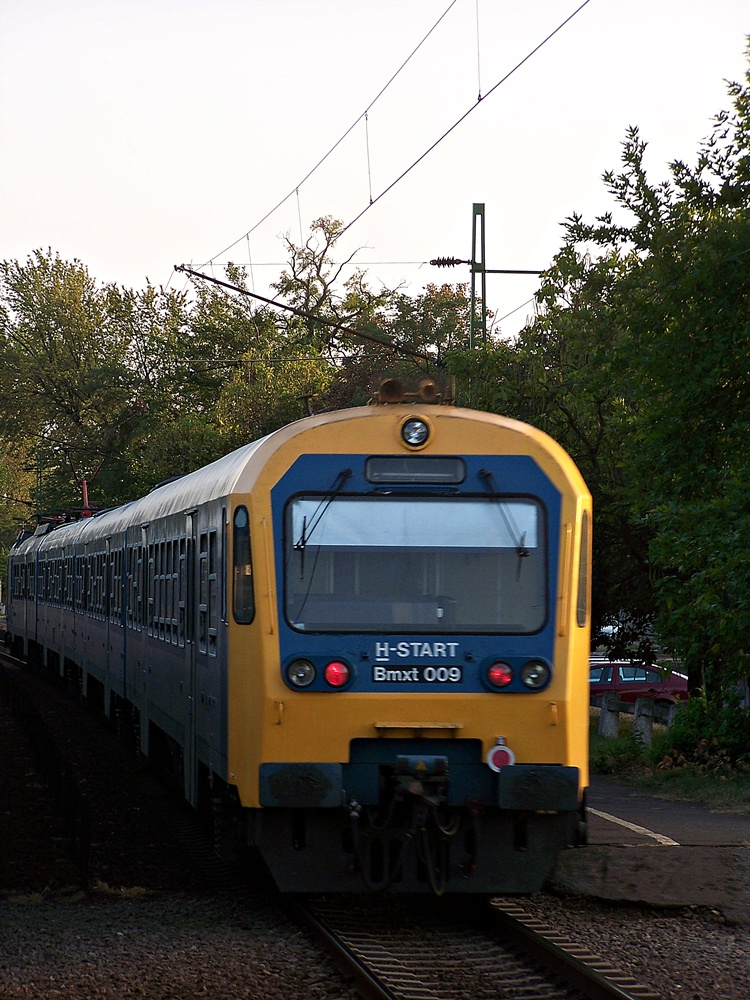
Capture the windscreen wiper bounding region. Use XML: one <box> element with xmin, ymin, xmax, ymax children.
<box><xmin>478</xmin><ymin>469</ymin><xmax>530</xmax><ymax>579</ymax></box>
<box><xmin>293</xmin><ymin>467</ymin><xmax>352</xmax><ymax>579</ymax></box>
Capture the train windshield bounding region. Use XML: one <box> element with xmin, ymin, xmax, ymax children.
<box><xmin>285</xmin><ymin>496</ymin><xmax>546</xmax><ymax>633</ymax></box>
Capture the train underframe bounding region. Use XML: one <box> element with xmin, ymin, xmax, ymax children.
<box><xmin>246</xmin><ymin>752</ymin><xmax>585</xmax><ymax>895</ymax></box>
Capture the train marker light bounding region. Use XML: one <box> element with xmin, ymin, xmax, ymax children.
<box><xmin>287</xmin><ymin>659</ymin><xmax>316</xmax><ymax>688</ymax></box>
<box><xmin>520</xmin><ymin>660</ymin><xmax>550</xmax><ymax>690</ymax></box>
<box><xmin>324</xmin><ymin>660</ymin><xmax>350</xmax><ymax>687</ymax></box>
<box><xmin>486</xmin><ymin>661</ymin><xmax>513</xmax><ymax>688</ymax></box>
<box><xmin>486</xmin><ymin>738</ymin><xmax>516</xmax><ymax>771</ymax></box>
<box><xmin>379</xmin><ymin>377</ymin><xmax>405</xmax><ymax>402</ymax></box>
<box><xmin>418</xmin><ymin>378</ymin><xmax>438</xmax><ymax>402</ymax></box>
<box><xmin>401</xmin><ymin>417</ymin><xmax>430</xmax><ymax>447</ymax></box>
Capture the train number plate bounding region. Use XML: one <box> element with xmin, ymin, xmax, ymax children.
<box><xmin>371</xmin><ymin>665</ymin><xmax>463</xmax><ymax>684</ymax></box>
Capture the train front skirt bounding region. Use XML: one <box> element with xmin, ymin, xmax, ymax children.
<box><xmin>250</xmin><ymin>756</ymin><xmax>582</xmax><ymax>894</ymax></box>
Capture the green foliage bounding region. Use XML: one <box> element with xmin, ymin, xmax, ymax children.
<box><xmin>590</xmin><ymin>728</ymin><xmax>650</xmax><ymax>775</ymax></box>
<box><xmin>0</xmin><ymin>224</ymin><xmax>477</xmax><ymax>530</ymax></box>
<box><xmin>652</xmin><ymin>690</ymin><xmax>750</xmax><ymax>767</ymax></box>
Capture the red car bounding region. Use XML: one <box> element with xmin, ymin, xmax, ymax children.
<box><xmin>589</xmin><ymin>661</ymin><xmax>688</xmax><ymax>709</ymax></box>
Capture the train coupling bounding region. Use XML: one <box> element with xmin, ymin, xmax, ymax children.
<box><xmin>395</xmin><ymin>754</ymin><xmax>449</xmax><ymax>804</ymax></box>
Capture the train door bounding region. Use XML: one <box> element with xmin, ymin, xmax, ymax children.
<box><xmin>33</xmin><ymin>549</ymin><xmax>40</xmax><ymax>650</ymax></box>
<box><xmin>138</xmin><ymin>526</ymin><xmax>151</xmax><ymax>757</ymax></box>
<box><xmin>184</xmin><ymin>511</ymin><xmax>198</xmax><ymax>806</ymax></box>
<box><xmin>105</xmin><ymin>537</ymin><xmax>112</xmax><ymax>712</ymax></box>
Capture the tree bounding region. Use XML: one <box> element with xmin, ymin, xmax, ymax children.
<box><xmin>499</xmin><ymin>49</ymin><xmax>750</xmax><ymax>689</ymax></box>
<box><xmin>0</xmin><ymin>249</ymin><xmax>140</xmax><ymax>513</ymax></box>
<box><xmin>271</xmin><ymin>216</ymin><xmax>445</xmax><ymax>408</ymax></box>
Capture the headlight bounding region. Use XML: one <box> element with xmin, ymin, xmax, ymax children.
<box><xmin>287</xmin><ymin>659</ymin><xmax>316</xmax><ymax>688</ymax></box>
<box><xmin>401</xmin><ymin>417</ymin><xmax>430</xmax><ymax>447</ymax></box>
<box><xmin>520</xmin><ymin>659</ymin><xmax>551</xmax><ymax>689</ymax></box>
<box><xmin>486</xmin><ymin>661</ymin><xmax>513</xmax><ymax>688</ymax></box>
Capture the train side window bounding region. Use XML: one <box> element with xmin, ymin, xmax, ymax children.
<box><xmin>199</xmin><ymin>532</ymin><xmax>208</xmax><ymax>654</ymax></box>
<box><xmin>65</xmin><ymin>555</ymin><xmax>75</xmax><ymax>609</ymax></box>
<box><xmin>152</xmin><ymin>542</ymin><xmax>159</xmax><ymax>636</ymax></box>
<box><xmin>76</xmin><ymin>555</ymin><xmax>85</xmax><ymax>610</ymax></box>
<box><xmin>127</xmin><ymin>546</ymin><xmax>135</xmax><ymax>628</ymax></box>
<box><xmin>185</xmin><ymin>537</ymin><xmax>194</xmax><ymax>642</ymax></box>
<box><xmin>576</xmin><ymin>510</ymin><xmax>590</xmax><ymax>628</ymax></box>
<box><xmin>86</xmin><ymin>555</ymin><xmax>93</xmax><ymax>615</ymax></box>
<box><xmin>137</xmin><ymin>544</ymin><xmax>145</xmax><ymax>627</ymax></box>
<box><xmin>110</xmin><ymin>548</ymin><xmax>123</xmax><ymax>625</ymax></box>
<box><xmin>232</xmin><ymin>506</ymin><xmax>255</xmax><ymax>624</ymax></box>
<box><xmin>178</xmin><ymin>536</ymin><xmax>187</xmax><ymax>646</ymax></box>
<box><xmin>159</xmin><ymin>541</ymin><xmax>166</xmax><ymax>639</ymax></box>
<box><xmin>167</xmin><ymin>538</ymin><xmax>177</xmax><ymax>643</ymax></box>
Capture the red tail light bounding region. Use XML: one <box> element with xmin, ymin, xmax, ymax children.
<box><xmin>487</xmin><ymin>661</ymin><xmax>513</xmax><ymax>688</ymax></box>
<box><xmin>324</xmin><ymin>660</ymin><xmax>350</xmax><ymax>687</ymax></box>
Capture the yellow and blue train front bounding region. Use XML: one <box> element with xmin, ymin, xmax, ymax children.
<box><xmin>239</xmin><ymin>411</ymin><xmax>589</xmax><ymax>893</ymax></box>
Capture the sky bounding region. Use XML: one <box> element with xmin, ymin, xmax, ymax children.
<box><xmin>1</xmin><ymin>0</ymin><xmax>748</xmax><ymax>338</ymax></box>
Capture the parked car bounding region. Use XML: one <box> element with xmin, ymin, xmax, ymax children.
<box><xmin>589</xmin><ymin>661</ymin><xmax>688</xmax><ymax>710</ymax></box>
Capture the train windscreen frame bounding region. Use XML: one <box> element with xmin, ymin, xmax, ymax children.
<box><xmin>284</xmin><ymin>495</ymin><xmax>547</xmax><ymax>633</ymax></box>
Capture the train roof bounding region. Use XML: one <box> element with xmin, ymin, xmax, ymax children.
<box><xmin>11</xmin><ymin>434</ymin><xmax>271</xmax><ymax>555</ymax></box>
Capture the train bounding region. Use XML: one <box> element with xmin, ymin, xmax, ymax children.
<box><xmin>6</xmin><ymin>387</ymin><xmax>591</xmax><ymax>894</ymax></box>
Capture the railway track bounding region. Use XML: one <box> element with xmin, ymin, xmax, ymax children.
<box><xmin>295</xmin><ymin>895</ymin><xmax>661</xmax><ymax>1000</ymax></box>
<box><xmin>0</xmin><ymin>651</ymin><xmax>661</xmax><ymax>999</ymax></box>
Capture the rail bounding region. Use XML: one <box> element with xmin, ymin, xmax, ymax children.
<box><xmin>293</xmin><ymin>895</ymin><xmax>660</xmax><ymax>1000</ymax></box>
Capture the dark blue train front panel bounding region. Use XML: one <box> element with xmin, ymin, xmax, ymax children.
<box><xmin>271</xmin><ymin>453</ymin><xmax>561</xmax><ymax>698</ymax></box>
<box><xmin>258</xmin><ymin>450</ymin><xmax>580</xmax><ymax>892</ymax></box>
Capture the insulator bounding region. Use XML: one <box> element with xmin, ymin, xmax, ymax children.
<box><xmin>429</xmin><ymin>257</ymin><xmax>465</xmax><ymax>268</ymax></box>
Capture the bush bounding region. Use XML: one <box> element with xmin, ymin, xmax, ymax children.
<box><xmin>651</xmin><ymin>690</ymin><xmax>750</xmax><ymax>771</ymax></box>
<box><xmin>590</xmin><ymin>728</ymin><xmax>650</xmax><ymax>775</ymax></box>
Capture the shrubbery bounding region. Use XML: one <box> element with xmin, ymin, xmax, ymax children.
<box><xmin>652</xmin><ymin>691</ymin><xmax>750</xmax><ymax>774</ymax></box>
<box><xmin>590</xmin><ymin>693</ymin><xmax>750</xmax><ymax>797</ymax></box>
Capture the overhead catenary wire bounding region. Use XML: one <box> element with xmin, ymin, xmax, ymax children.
<box><xmin>340</xmin><ymin>0</ymin><xmax>592</xmax><ymax>237</ymax></box>
<box><xmin>190</xmin><ymin>1</ymin><xmax>592</xmax><ymax>342</ymax></box>
<box><xmin>174</xmin><ymin>264</ymin><xmax>434</xmax><ymax>364</ymax></box>
<box><xmin>201</xmin><ymin>0</ymin><xmax>460</xmax><ymax>269</ymax></box>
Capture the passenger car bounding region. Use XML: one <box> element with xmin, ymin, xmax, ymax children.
<box><xmin>589</xmin><ymin>661</ymin><xmax>688</xmax><ymax>708</ymax></box>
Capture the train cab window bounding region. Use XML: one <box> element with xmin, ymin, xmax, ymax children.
<box><xmin>576</xmin><ymin>510</ymin><xmax>590</xmax><ymax>628</ymax></box>
<box><xmin>285</xmin><ymin>495</ymin><xmax>546</xmax><ymax>634</ymax></box>
<box><xmin>233</xmin><ymin>506</ymin><xmax>255</xmax><ymax>624</ymax></box>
